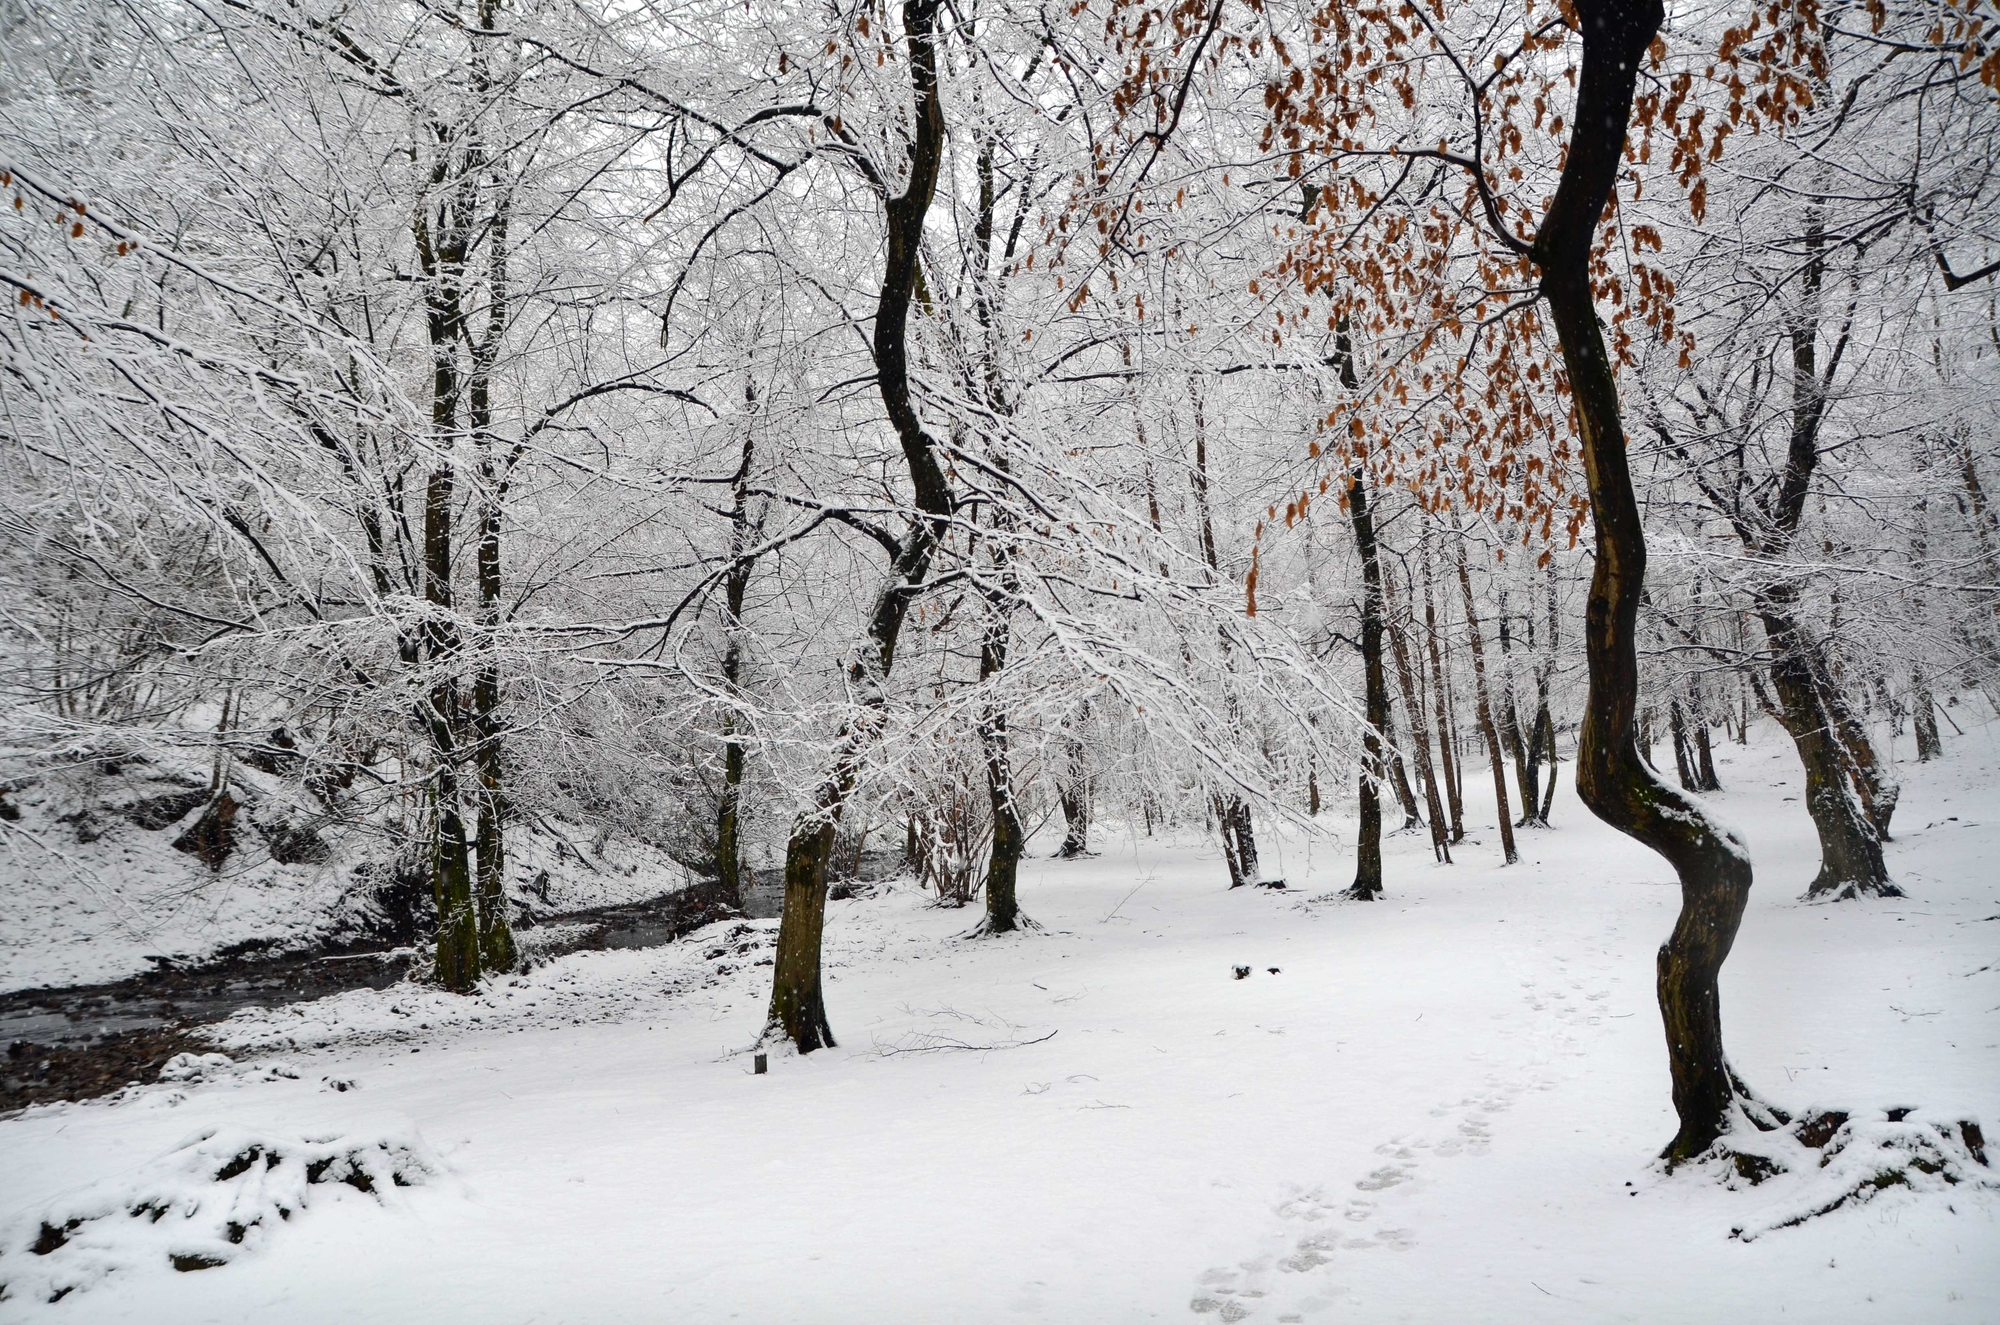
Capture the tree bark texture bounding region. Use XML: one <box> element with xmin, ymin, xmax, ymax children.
<box><xmin>1348</xmin><ymin>468</ymin><xmax>1389</xmax><ymax>897</ymax></box>
<box><xmin>1532</xmin><ymin>0</ymin><xmax>1757</xmax><ymax>1166</ymax></box>
<box><xmin>767</xmin><ymin>0</ymin><xmax>953</xmax><ymax>1052</ymax></box>
<box><xmin>1758</xmin><ymin>600</ymin><xmax>1899</xmax><ymax>899</ymax></box>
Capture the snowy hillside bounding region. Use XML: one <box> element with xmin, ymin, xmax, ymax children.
<box><xmin>2</xmin><ymin>725</ymin><xmax>1993</xmax><ymax>1322</ymax></box>
<box><xmin>0</xmin><ymin>754</ymin><xmax>694</xmax><ymax>995</ymax></box>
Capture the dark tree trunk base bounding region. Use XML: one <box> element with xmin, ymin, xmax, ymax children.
<box><xmin>767</xmin><ymin>820</ymin><xmax>839</xmax><ymax>1053</ymax></box>
<box><xmin>1802</xmin><ymin>872</ymin><xmax>1907</xmax><ymax>902</ymax></box>
<box><xmin>958</xmin><ymin>912</ymin><xmax>1045</xmax><ymax>939</ymax></box>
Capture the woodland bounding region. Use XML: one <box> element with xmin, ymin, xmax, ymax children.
<box><xmin>1</xmin><ymin>0</ymin><xmax>1998</xmax><ymax>1317</ymax></box>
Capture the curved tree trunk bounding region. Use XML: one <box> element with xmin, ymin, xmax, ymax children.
<box><xmin>766</xmin><ymin>0</ymin><xmax>953</xmax><ymax>1052</ymax></box>
<box><xmin>1533</xmin><ymin>0</ymin><xmax>1761</xmax><ymax>1166</ymax></box>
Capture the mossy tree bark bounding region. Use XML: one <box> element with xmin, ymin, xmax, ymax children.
<box><xmin>414</xmin><ymin>153</ymin><xmax>482</xmax><ymax>994</ymax></box>
<box><xmin>1531</xmin><ymin>0</ymin><xmax>1759</xmax><ymax>1165</ymax></box>
<box><xmin>766</xmin><ymin>0</ymin><xmax>954</xmax><ymax>1052</ymax></box>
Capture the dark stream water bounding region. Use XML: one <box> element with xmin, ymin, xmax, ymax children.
<box><xmin>0</xmin><ymin>883</ymin><xmax>721</xmax><ymax>1111</ymax></box>
<box><xmin>2</xmin><ymin>850</ymin><xmax>907</xmax><ymax>1110</ymax></box>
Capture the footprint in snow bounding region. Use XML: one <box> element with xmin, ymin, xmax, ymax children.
<box><xmin>1188</xmin><ymin>946</ymin><xmax>1627</xmax><ymax>1319</ymax></box>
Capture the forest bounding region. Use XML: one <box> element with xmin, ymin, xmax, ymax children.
<box><xmin>1</xmin><ymin>0</ymin><xmax>1997</xmax><ymax>1318</ymax></box>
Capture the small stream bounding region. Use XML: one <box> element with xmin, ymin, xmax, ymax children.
<box><xmin>2</xmin><ymin>852</ymin><xmax>905</xmax><ymax>1110</ymax></box>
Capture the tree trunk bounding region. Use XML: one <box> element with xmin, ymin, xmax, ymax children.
<box><xmin>978</xmin><ymin>624</ymin><xmax>1025</xmax><ymax>931</ymax></box>
<box><xmin>1387</xmin><ymin>570</ymin><xmax>1452</xmax><ymax>863</ymax></box>
<box><xmin>1535</xmin><ymin>705</ymin><xmax>1558</xmax><ymax>823</ymax></box>
<box><xmin>1388</xmin><ymin>737</ymin><xmax>1423</xmax><ymax>831</ymax></box>
<box><xmin>421</xmin><ymin>278</ymin><xmax>480</xmax><ymax>994</ymax></box>
<box><xmin>1232</xmin><ymin>797</ymin><xmax>1260</xmax><ymax>882</ymax></box>
<box><xmin>1758</xmin><ymin>601</ymin><xmax>1899</xmax><ymax>899</ymax></box>
<box><xmin>1913</xmin><ymin>668</ymin><xmax>1942</xmax><ymax>761</ymax></box>
<box><xmin>766</xmin><ymin>0</ymin><xmax>952</xmax><ymax>1052</ymax></box>
<box><xmin>1693</xmin><ymin>721</ymin><xmax>1721</xmax><ymax>792</ymax></box>
<box><xmin>468</xmin><ymin>190</ymin><xmax>516</xmax><ymax>975</ymax></box>
<box><xmin>1055</xmin><ymin>715</ymin><xmax>1091</xmax><ymax>858</ymax></box>
<box><xmin>1532</xmin><ymin>0</ymin><xmax>1759</xmax><ymax>1166</ymax></box>
<box><xmin>1825</xmin><ymin>681</ymin><xmax>1897</xmax><ymax>839</ymax></box>
<box><xmin>1454</xmin><ymin>540</ymin><xmax>1517</xmax><ymax>865</ymax></box>
<box><xmin>1669</xmin><ymin>700</ymin><xmax>1698</xmax><ymax>792</ymax></box>
<box><xmin>976</xmin><ymin>518</ymin><xmax>1026</xmax><ymax>932</ymax></box>
<box><xmin>1189</xmin><ymin>379</ymin><xmax>1259</xmax><ymax>885</ymax></box>
<box><xmin>1532</xmin><ymin>560</ymin><xmax>1561</xmax><ymax>825</ymax></box>
<box><xmin>1498</xmin><ymin>590</ymin><xmax>1538</xmax><ymax>824</ymax></box>
<box><xmin>1347</xmin><ymin>467</ymin><xmax>1389</xmax><ymax>898</ymax></box>
<box><xmin>715</xmin><ymin>384</ymin><xmax>763</xmax><ymax>914</ymax></box>
<box><xmin>1421</xmin><ymin>534</ymin><xmax>1465</xmax><ymax>842</ymax></box>
<box><xmin>1212</xmin><ymin>792</ymin><xmax>1246</xmax><ymax>888</ymax></box>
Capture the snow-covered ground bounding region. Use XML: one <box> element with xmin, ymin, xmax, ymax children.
<box><xmin>2</xmin><ymin>719</ymin><xmax>1996</xmax><ymax>1321</ymax></box>
<box><xmin>0</xmin><ymin>754</ymin><xmax>691</xmax><ymax>994</ymax></box>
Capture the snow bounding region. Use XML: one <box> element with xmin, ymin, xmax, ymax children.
<box><xmin>0</xmin><ymin>754</ymin><xmax>693</xmax><ymax>994</ymax></box>
<box><xmin>1</xmin><ymin>722</ymin><xmax>1996</xmax><ymax>1321</ymax></box>
<box><xmin>0</xmin><ymin>1121</ymin><xmax>449</xmax><ymax>1305</ymax></box>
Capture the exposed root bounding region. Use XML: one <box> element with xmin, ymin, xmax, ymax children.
<box><xmin>956</xmin><ymin>913</ymin><xmax>1046</xmax><ymax>940</ymax></box>
<box><xmin>1801</xmin><ymin>872</ymin><xmax>1907</xmax><ymax>902</ymax></box>
<box><xmin>1663</xmin><ymin>1102</ymin><xmax>1994</xmax><ymax>1240</ymax></box>
<box><xmin>0</xmin><ymin>1125</ymin><xmax>443</xmax><ymax>1303</ymax></box>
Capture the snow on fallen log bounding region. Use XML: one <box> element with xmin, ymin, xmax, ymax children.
<box><xmin>0</xmin><ymin>1123</ymin><xmax>447</xmax><ymax>1305</ymax></box>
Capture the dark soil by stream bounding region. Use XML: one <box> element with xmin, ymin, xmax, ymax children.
<box><xmin>0</xmin><ymin>882</ymin><xmax>724</xmax><ymax>1113</ymax></box>
<box><xmin>2</xmin><ymin>850</ymin><xmax>909</xmax><ymax>1113</ymax></box>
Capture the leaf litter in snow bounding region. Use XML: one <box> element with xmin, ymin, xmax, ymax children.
<box><xmin>0</xmin><ymin>1122</ymin><xmax>447</xmax><ymax>1306</ymax></box>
